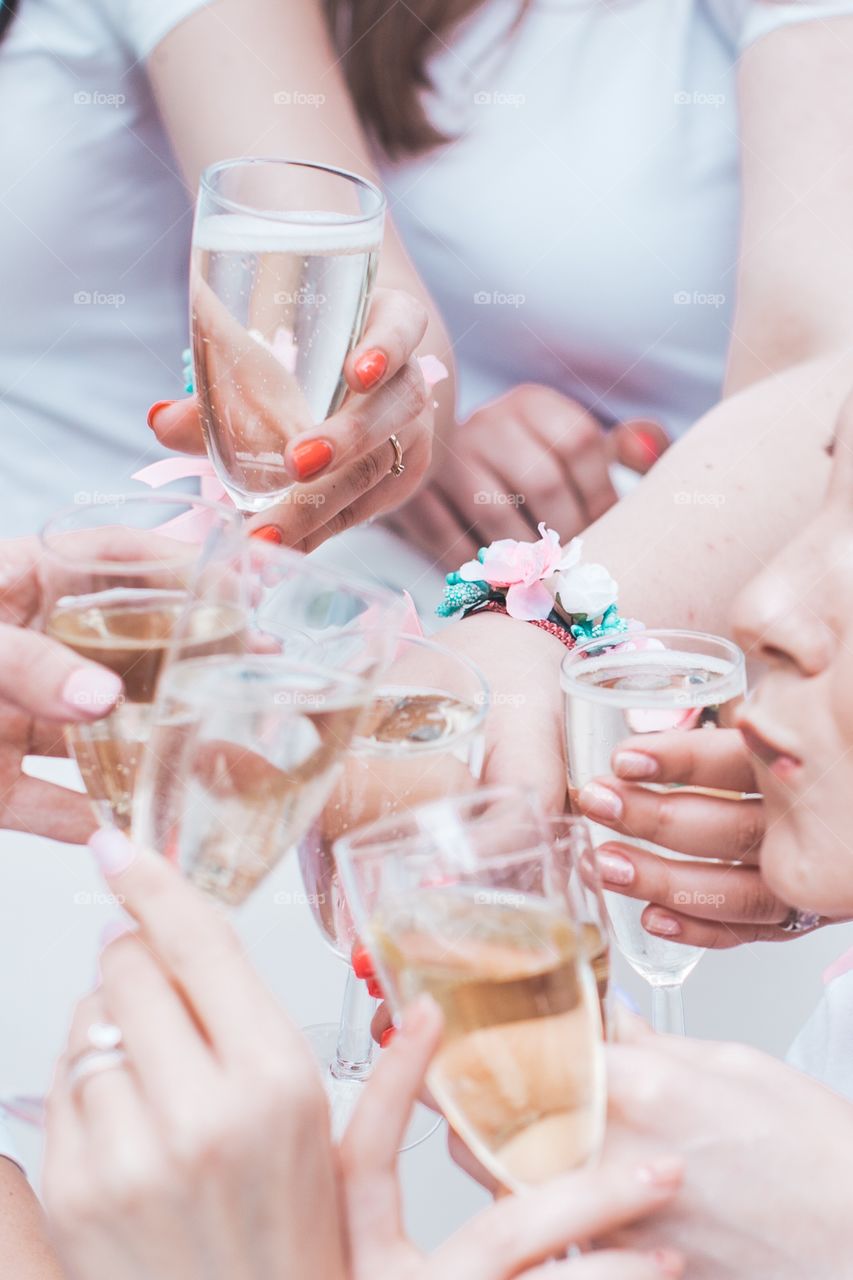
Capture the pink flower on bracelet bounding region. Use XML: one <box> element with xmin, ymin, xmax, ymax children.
<box><xmin>457</xmin><ymin>523</ymin><xmax>579</xmax><ymax>621</ymax></box>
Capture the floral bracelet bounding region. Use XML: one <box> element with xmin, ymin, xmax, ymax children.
<box><xmin>436</xmin><ymin>522</ymin><xmax>635</xmax><ymax>645</ymax></box>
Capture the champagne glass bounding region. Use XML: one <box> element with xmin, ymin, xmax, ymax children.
<box><xmin>191</xmin><ymin>156</ymin><xmax>386</xmax><ymax>513</ymax></box>
<box><xmin>39</xmin><ymin>493</ymin><xmax>244</xmax><ymax>831</ymax></box>
<box><xmin>297</xmin><ymin>635</ymin><xmax>489</xmax><ymax>1144</ymax></box>
<box><xmin>561</xmin><ymin>630</ymin><xmax>746</xmax><ymax>1035</ymax></box>
<box><xmin>336</xmin><ymin>787</ymin><xmax>606</xmax><ymax>1192</ymax></box>
<box><xmin>545</xmin><ymin>816</ymin><xmax>611</xmax><ymax>1036</ymax></box>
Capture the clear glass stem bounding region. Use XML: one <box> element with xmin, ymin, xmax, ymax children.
<box><xmin>330</xmin><ymin>969</ymin><xmax>376</xmax><ymax>1082</ymax></box>
<box><xmin>652</xmin><ymin>983</ymin><xmax>686</xmax><ymax>1036</ymax></box>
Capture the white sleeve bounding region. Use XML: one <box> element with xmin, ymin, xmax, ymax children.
<box><xmin>120</xmin><ymin>0</ymin><xmax>218</xmax><ymax>61</ymax></box>
<box><xmin>740</xmin><ymin>0</ymin><xmax>853</xmax><ymax>49</ymax></box>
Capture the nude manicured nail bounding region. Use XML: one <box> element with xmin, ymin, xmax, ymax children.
<box><xmin>649</xmin><ymin>1248</ymin><xmax>685</xmax><ymax>1277</ymax></box>
<box><xmin>100</xmin><ymin>919</ymin><xmax>134</xmax><ymax>948</ymax></box>
<box><xmin>645</xmin><ymin>911</ymin><xmax>682</xmax><ymax>938</ymax></box>
<box><xmin>88</xmin><ymin>829</ymin><xmax>136</xmax><ymax>877</ymax></box>
<box><xmin>578</xmin><ymin>782</ymin><xmax>623</xmax><ymax>821</ymax></box>
<box><xmin>613</xmin><ymin>750</ymin><xmax>659</xmax><ymax>780</ymax></box>
<box><xmin>62</xmin><ymin>667</ymin><xmax>122</xmax><ymax>717</ymax></box>
<box><xmin>637</xmin><ymin>1155</ymin><xmax>684</xmax><ymax>1190</ymax></box>
<box><xmin>597</xmin><ymin>850</ymin><xmax>635</xmax><ymax>886</ymax></box>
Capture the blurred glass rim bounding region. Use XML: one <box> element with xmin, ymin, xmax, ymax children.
<box><xmin>198</xmin><ymin>156</ymin><xmax>387</xmax><ymax>226</ymax></box>
<box><xmin>157</xmin><ymin>651</ymin><xmax>371</xmax><ymax>707</ymax></box>
<box><xmin>39</xmin><ymin>492</ymin><xmax>243</xmax><ymax>574</ymax></box>
<box><xmin>560</xmin><ymin>627</ymin><xmax>746</xmax><ymax>705</ymax></box>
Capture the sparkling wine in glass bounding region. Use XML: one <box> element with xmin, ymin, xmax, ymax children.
<box><xmin>336</xmin><ymin>788</ymin><xmax>606</xmax><ymax>1192</ymax></box>
<box><xmin>546</xmin><ymin>816</ymin><xmax>612</xmax><ymax>1035</ymax></box>
<box><xmin>39</xmin><ymin>494</ymin><xmax>244</xmax><ymax>831</ymax></box>
<box><xmin>561</xmin><ymin>630</ymin><xmax>746</xmax><ymax>1034</ymax></box>
<box><xmin>297</xmin><ymin>635</ymin><xmax>488</xmax><ymax>1145</ymax></box>
<box><xmin>191</xmin><ymin>157</ymin><xmax>385</xmax><ymax>513</ymax></box>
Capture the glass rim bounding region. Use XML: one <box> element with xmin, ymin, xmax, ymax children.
<box><xmin>334</xmin><ymin>784</ymin><xmax>546</xmax><ymax>868</ymax></box>
<box><xmin>39</xmin><ymin>492</ymin><xmax>244</xmax><ymax>575</ymax></box>
<box><xmin>560</xmin><ymin>628</ymin><xmax>746</xmax><ymax>704</ymax></box>
<box><xmin>158</xmin><ymin>651</ymin><xmax>370</xmax><ymax>706</ymax></box>
<box><xmin>198</xmin><ymin>156</ymin><xmax>387</xmax><ymax>227</ymax></box>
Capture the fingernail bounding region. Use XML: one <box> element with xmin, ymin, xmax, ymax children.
<box><xmin>613</xmin><ymin>750</ymin><xmax>658</xmax><ymax>780</ymax></box>
<box><xmin>100</xmin><ymin>919</ymin><xmax>134</xmax><ymax>949</ymax></box>
<box><xmin>380</xmin><ymin>1026</ymin><xmax>396</xmax><ymax>1049</ymax></box>
<box><xmin>88</xmin><ymin>829</ymin><xmax>136</xmax><ymax>877</ymax></box>
<box><xmin>635</xmin><ymin>428</ymin><xmax>665</xmax><ymax>465</ymax></box>
<box><xmin>597</xmin><ymin>850</ymin><xmax>635</xmax><ymax>886</ymax></box>
<box><xmin>645</xmin><ymin>911</ymin><xmax>682</xmax><ymax>938</ymax></box>
<box><xmin>649</xmin><ymin>1248</ymin><xmax>685</xmax><ymax>1277</ymax></box>
<box><xmin>354</xmin><ymin>348</ymin><xmax>388</xmax><ymax>391</ymax></box>
<box><xmin>62</xmin><ymin>666</ymin><xmax>123</xmax><ymax>718</ymax></box>
<box><xmin>578</xmin><ymin>782</ymin><xmax>623</xmax><ymax>821</ymax></box>
<box><xmin>352</xmin><ymin>945</ymin><xmax>375</xmax><ymax>980</ymax></box>
<box><xmin>146</xmin><ymin>400</ymin><xmax>175</xmax><ymax>430</ymax></box>
<box><xmin>290</xmin><ymin>438</ymin><xmax>333</xmax><ymax>480</ymax></box>
<box><xmin>366</xmin><ymin>977</ymin><xmax>384</xmax><ymax>1000</ymax></box>
<box><xmin>637</xmin><ymin>1155</ymin><xmax>684</xmax><ymax>1190</ymax></box>
<box><xmin>250</xmin><ymin>525</ymin><xmax>284</xmax><ymax>544</ymax></box>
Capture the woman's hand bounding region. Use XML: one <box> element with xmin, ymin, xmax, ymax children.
<box><xmin>148</xmin><ymin>288</ymin><xmax>435</xmax><ymax>552</ymax></box>
<box><xmin>0</xmin><ymin>537</ymin><xmax>122</xmax><ymax>842</ymax></box>
<box><xmin>574</xmin><ymin>728</ymin><xmax>818</xmax><ymax>948</ymax></box>
<box><xmin>43</xmin><ymin>830</ymin><xmax>347</xmax><ymax>1280</ymax></box>
<box><xmin>344</xmin><ymin>995</ymin><xmax>687</xmax><ymax>1280</ymax></box>
<box><xmin>601</xmin><ymin>1014</ymin><xmax>853</xmax><ymax>1279</ymax></box>
<box><xmin>385</xmin><ymin>385</ymin><xmax>669</xmax><ymax>568</ymax></box>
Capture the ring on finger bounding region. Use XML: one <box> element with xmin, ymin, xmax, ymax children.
<box><xmin>68</xmin><ymin>1021</ymin><xmax>127</xmax><ymax>1094</ymax></box>
<box><xmin>388</xmin><ymin>434</ymin><xmax>405</xmax><ymax>478</ymax></box>
<box><xmin>780</xmin><ymin>908</ymin><xmax>824</xmax><ymax>934</ymax></box>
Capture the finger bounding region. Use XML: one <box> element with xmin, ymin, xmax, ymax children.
<box><xmin>0</xmin><ymin>623</ymin><xmax>122</xmax><ymax>723</ymax></box>
<box><xmin>522</xmin><ymin>400</ymin><xmax>617</xmax><ymax>525</ymax></box>
<box><xmin>609</xmin><ymin>728</ymin><xmax>757</xmax><ymax>792</ymax></box>
<box><xmin>640</xmin><ymin>905</ymin><xmax>803</xmax><ymax>950</ymax></box>
<box><xmin>577</xmin><ymin>779</ymin><xmax>764</xmax><ymax>862</ymax></box>
<box><xmin>596</xmin><ymin>843</ymin><xmax>787</xmax><ymax>923</ymax></box>
<box><xmin>0</xmin><ymin>774</ymin><xmax>97</xmax><ymax>843</ymax></box>
<box><xmin>283</xmin><ymin>358</ymin><xmax>429</xmax><ymax>483</ymax></box>
<box><xmin>341</xmin><ymin>996</ymin><xmax>443</xmax><ymax>1251</ymax></box>
<box><xmin>447</xmin><ymin>1127</ymin><xmax>499</xmax><ymax>1194</ymax></box>
<box><xmin>370</xmin><ymin>1001</ymin><xmax>393</xmax><ymax>1045</ymax></box>
<box><xmin>489</xmin><ymin>416</ymin><xmax>587</xmax><ymax>537</ymax></box>
<box><xmin>145</xmin><ymin>397</ymin><xmax>207</xmax><ymax>455</ymax></box>
<box><xmin>88</xmin><ymin>832</ymin><xmax>297</xmax><ymax>1062</ymax></box>
<box><xmin>610</xmin><ymin>419</ymin><xmax>670</xmax><ymax>474</ymax></box>
<box><xmin>436</xmin><ymin>1156</ymin><xmax>683</xmax><ymax>1280</ymax></box>
<box><xmin>524</xmin><ymin>1249</ymin><xmax>684</xmax><ymax>1280</ymax></box>
<box><xmin>447</xmin><ymin>460</ymin><xmax>536</xmax><ymax>544</ymax></box>
<box><xmin>344</xmin><ymin>288</ymin><xmax>429</xmax><ymax>393</ymax></box>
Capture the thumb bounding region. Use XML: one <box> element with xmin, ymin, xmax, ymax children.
<box><xmin>609</xmin><ymin>419</ymin><xmax>670</xmax><ymax>475</ymax></box>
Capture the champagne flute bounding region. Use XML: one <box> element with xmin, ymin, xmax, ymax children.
<box><xmin>296</xmin><ymin>634</ymin><xmax>489</xmax><ymax>1144</ymax></box>
<box><xmin>545</xmin><ymin>816</ymin><xmax>611</xmax><ymax>1036</ymax></box>
<box><xmin>561</xmin><ymin>630</ymin><xmax>746</xmax><ymax>1035</ymax></box>
<box><xmin>336</xmin><ymin>787</ymin><xmax>606</xmax><ymax>1192</ymax></box>
<box><xmin>191</xmin><ymin>156</ymin><xmax>385</xmax><ymax>513</ymax></box>
<box><xmin>39</xmin><ymin>493</ymin><xmax>244</xmax><ymax>831</ymax></box>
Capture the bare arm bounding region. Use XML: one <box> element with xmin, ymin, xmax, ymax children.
<box><xmin>0</xmin><ymin>1159</ymin><xmax>65</xmax><ymax>1280</ymax></box>
<box><xmin>146</xmin><ymin>0</ymin><xmax>456</xmax><ymax>441</ymax></box>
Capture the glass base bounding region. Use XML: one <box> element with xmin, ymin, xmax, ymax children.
<box><xmin>303</xmin><ymin>1022</ymin><xmax>443</xmax><ymax>1152</ymax></box>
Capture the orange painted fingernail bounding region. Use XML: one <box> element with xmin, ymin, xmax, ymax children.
<box><xmin>146</xmin><ymin>400</ymin><xmax>175</xmax><ymax>430</ymax></box>
<box><xmin>291</xmin><ymin>438</ymin><xmax>333</xmax><ymax>480</ymax></box>
<box><xmin>250</xmin><ymin>525</ymin><xmax>284</xmax><ymax>544</ymax></box>
<box><xmin>354</xmin><ymin>348</ymin><xmax>388</xmax><ymax>391</ymax></box>
<box><xmin>366</xmin><ymin>977</ymin><xmax>384</xmax><ymax>999</ymax></box>
<box><xmin>380</xmin><ymin>1026</ymin><xmax>395</xmax><ymax>1049</ymax></box>
<box><xmin>352</xmin><ymin>945</ymin><xmax>375</xmax><ymax>980</ymax></box>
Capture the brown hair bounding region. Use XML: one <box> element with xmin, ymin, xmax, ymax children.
<box><xmin>324</xmin><ymin>0</ymin><xmax>529</xmax><ymax>158</ymax></box>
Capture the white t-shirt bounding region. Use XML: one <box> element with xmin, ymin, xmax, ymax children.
<box><xmin>380</xmin><ymin>0</ymin><xmax>853</xmax><ymax>432</ymax></box>
<box><xmin>0</xmin><ymin>0</ymin><xmax>213</xmax><ymax>537</ymax></box>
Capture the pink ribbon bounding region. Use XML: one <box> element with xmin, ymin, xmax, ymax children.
<box><xmin>132</xmin><ymin>456</ymin><xmax>234</xmax><ymax>543</ymax></box>
<box><xmin>824</xmin><ymin>947</ymin><xmax>853</xmax><ymax>986</ymax></box>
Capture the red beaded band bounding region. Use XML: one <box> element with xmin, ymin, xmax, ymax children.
<box><xmin>467</xmin><ymin>599</ymin><xmax>577</xmax><ymax>649</ymax></box>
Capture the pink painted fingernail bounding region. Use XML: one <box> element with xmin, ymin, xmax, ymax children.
<box><xmin>578</xmin><ymin>782</ymin><xmax>623</xmax><ymax>821</ymax></box>
<box><xmin>597</xmin><ymin>850</ymin><xmax>635</xmax><ymax>886</ymax></box>
<box><xmin>649</xmin><ymin>1248</ymin><xmax>685</xmax><ymax>1277</ymax></box>
<box><xmin>637</xmin><ymin>1156</ymin><xmax>684</xmax><ymax>1190</ymax></box>
<box><xmin>62</xmin><ymin>667</ymin><xmax>122</xmax><ymax>718</ymax></box>
<box><xmin>88</xmin><ymin>829</ymin><xmax>136</xmax><ymax>877</ymax></box>
<box><xmin>613</xmin><ymin>750</ymin><xmax>658</xmax><ymax>780</ymax></box>
<box><xmin>645</xmin><ymin>910</ymin><xmax>682</xmax><ymax>938</ymax></box>
<box><xmin>100</xmin><ymin>919</ymin><xmax>134</xmax><ymax>948</ymax></box>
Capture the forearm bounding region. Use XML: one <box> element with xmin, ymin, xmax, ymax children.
<box><xmin>0</xmin><ymin>1159</ymin><xmax>65</xmax><ymax>1279</ymax></box>
<box><xmin>580</xmin><ymin>351</ymin><xmax>853</xmax><ymax>632</ymax></box>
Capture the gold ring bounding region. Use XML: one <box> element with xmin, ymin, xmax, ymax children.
<box><xmin>388</xmin><ymin>435</ymin><xmax>406</xmax><ymax>478</ymax></box>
